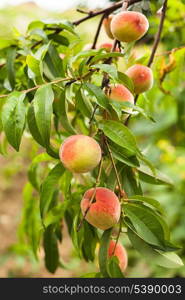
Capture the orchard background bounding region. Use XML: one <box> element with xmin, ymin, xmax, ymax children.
<box><xmin>0</xmin><ymin>0</ymin><xmax>185</xmax><ymax>278</ymax></box>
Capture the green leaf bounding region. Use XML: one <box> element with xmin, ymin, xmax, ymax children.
<box><xmin>27</xmin><ymin>104</ymin><xmax>45</xmax><ymax>147</ymax></box>
<box><xmin>71</xmin><ymin>49</ymin><xmax>100</xmax><ymax>66</ymax></box>
<box><xmin>128</xmin><ymin>229</ymin><xmax>184</xmax><ymax>269</ymax></box>
<box><xmin>84</xmin><ymin>83</ymin><xmax>110</xmax><ymax>111</ymax></box>
<box><xmin>121</xmin><ymin>166</ymin><xmax>143</xmax><ymax>196</ymax></box>
<box><xmin>76</xmin><ymin>88</ymin><xmax>93</xmax><ymax>119</ymax></box>
<box><xmin>130</xmin><ymin>195</ymin><xmax>164</xmax><ymax>214</ymax></box>
<box><xmin>28</xmin><ymin>153</ymin><xmax>53</xmax><ymax>190</ymax></box>
<box><xmin>45</xmin><ymin>19</ymin><xmax>76</xmax><ymax>35</ymax></box>
<box><xmin>71</xmin><ymin>213</ymin><xmax>84</xmax><ymax>256</ymax></box>
<box><xmin>44</xmin><ymin>202</ymin><xmax>68</xmax><ymax>228</ymax></box>
<box><xmin>91</xmin><ymin>64</ymin><xmax>118</xmax><ymax>80</ymax></box>
<box><xmin>43</xmin><ymin>225</ymin><xmax>59</xmax><ymax>273</ymax></box>
<box><xmin>43</xmin><ymin>44</ymin><xmax>64</xmax><ymax>80</ymax></box>
<box><xmin>40</xmin><ymin>163</ymin><xmax>65</xmax><ymax>218</ymax></box>
<box><xmin>108</xmin><ymin>256</ymin><xmax>124</xmax><ymax>278</ymax></box>
<box><xmin>26</xmin><ymin>54</ymin><xmax>43</xmax><ymax>83</ymax></box>
<box><xmin>33</xmin><ymin>84</ymin><xmax>54</xmax><ymax>148</ymax></box>
<box><xmin>99</xmin><ymin>120</ymin><xmax>138</xmax><ymax>155</ymax></box>
<box><xmin>2</xmin><ymin>92</ymin><xmax>27</xmax><ymax>151</ymax></box>
<box><xmin>57</xmin><ymin>90</ymin><xmax>76</xmax><ymax>134</ymax></box>
<box><xmin>117</xmin><ymin>71</ymin><xmax>134</xmax><ymax>93</ymax></box>
<box><xmin>90</xmin><ymin>52</ymin><xmax>124</xmax><ymax>64</ymax></box>
<box><xmin>138</xmin><ymin>164</ymin><xmax>173</xmax><ymax>186</ymax></box>
<box><xmin>82</xmin><ymin>222</ymin><xmax>99</xmax><ymax>262</ymax></box>
<box><xmin>124</xmin><ymin>203</ymin><xmax>167</xmax><ymax>250</ymax></box>
<box><xmin>18</xmin><ymin>182</ymin><xmax>42</xmax><ymax>258</ymax></box>
<box><xmin>110</xmin><ymin>141</ymin><xmax>140</xmax><ymax>168</ymax></box>
<box><xmin>98</xmin><ymin>228</ymin><xmax>112</xmax><ymax>278</ymax></box>
<box><xmin>6</xmin><ymin>47</ymin><xmax>16</xmax><ymax>90</ymax></box>
<box><xmin>47</xmin><ymin>34</ymin><xmax>69</xmax><ymax>46</ymax></box>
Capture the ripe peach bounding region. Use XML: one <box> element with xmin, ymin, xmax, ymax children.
<box><xmin>98</xmin><ymin>43</ymin><xmax>119</xmax><ymax>52</ymax></box>
<box><xmin>126</xmin><ymin>64</ymin><xmax>153</xmax><ymax>94</ymax></box>
<box><xmin>108</xmin><ymin>240</ymin><xmax>128</xmax><ymax>272</ymax></box>
<box><xmin>59</xmin><ymin>135</ymin><xmax>101</xmax><ymax>173</ymax></box>
<box><xmin>59</xmin><ymin>53</ymin><xmax>65</xmax><ymax>59</ymax></box>
<box><xmin>111</xmin><ymin>11</ymin><xmax>149</xmax><ymax>43</ymax></box>
<box><xmin>108</xmin><ymin>84</ymin><xmax>134</xmax><ymax>112</ymax></box>
<box><xmin>103</xmin><ymin>15</ymin><xmax>114</xmax><ymax>39</ymax></box>
<box><xmin>81</xmin><ymin>187</ymin><xmax>121</xmax><ymax>230</ymax></box>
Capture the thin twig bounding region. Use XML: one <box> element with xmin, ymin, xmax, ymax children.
<box><xmin>0</xmin><ymin>77</ymin><xmax>72</xmax><ymax>99</ymax></box>
<box><xmin>91</xmin><ymin>13</ymin><xmax>107</xmax><ymax>50</ymax></box>
<box><xmin>76</xmin><ymin>8</ymin><xmax>91</xmax><ymax>15</ymax></box>
<box><xmin>147</xmin><ymin>0</ymin><xmax>168</xmax><ymax>67</ymax></box>
<box><xmin>77</xmin><ymin>158</ymin><xmax>103</xmax><ymax>232</ymax></box>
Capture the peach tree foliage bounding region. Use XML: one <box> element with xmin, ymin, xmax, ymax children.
<box><xmin>0</xmin><ymin>0</ymin><xmax>184</xmax><ymax>277</ymax></box>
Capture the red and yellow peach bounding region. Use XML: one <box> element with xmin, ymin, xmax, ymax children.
<box><xmin>108</xmin><ymin>84</ymin><xmax>134</xmax><ymax>112</ymax></box>
<box><xmin>111</xmin><ymin>11</ymin><xmax>149</xmax><ymax>43</ymax></box>
<box><xmin>103</xmin><ymin>15</ymin><xmax>114</xmax><ymax>39</ymax></box>
<box><xmin>59</xmin><ymin>135</ymin><xmax>101</xmax><ymax>173</ymax></box>
<box><xmin>126</xmin><ymin>64</ymin><xmax>153</xmax><ymax>94</ymax></box>
<box><xmin>80</xmin><ymin>187</ymin><xmax>121</xmax><ymax>230</ymax></box>
<box><xmin>98</xmin><ymin>43</ymin><xmax>119</xmax><ymax>52</ymax></box>
<box><xmin>108</xmin><ymin>240</ymin><xmax>128</xmax><ymax>272</ymax></box>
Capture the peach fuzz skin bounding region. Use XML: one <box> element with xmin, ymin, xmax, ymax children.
<box><xmin>126</xmin><ymin>64</ymin><xmax>153</xmax><ymax>94</ymax></box>
<box><xmin>81</xmin><ymin>187</ymin><xmax>121</xmax><ymax>230</ymax></box>
<box><xmin>59</xmin><ymin>135</ymin><xmax>101</xmax><ymax>173</ymax></box>
<box><xmin>103</xmin><ymin>15</ymin><xmax>114</xmax><ymax>39</ymax></box>
<box><xmin>98</xmin><ymin>43</ymin><xmax>119</xmax><ymax>53</ymax></box>
<box><xmin>111</xmin><ymin>11</ymin><xmax>149</xmax><ymax>43</ymax></box>
<box><xmin>108</xmin><ymin>84</ymin><xmax>134</xmax><ymax>112</ymax></box>
<box><xmin>108</xmin><ymin>240</ymin><xmax>128</xmax><ymax>272</ymax></box>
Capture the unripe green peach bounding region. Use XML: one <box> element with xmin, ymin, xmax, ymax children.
<box><xmin>80</xmin><ymin>187</ymin><xmax>121</xmax><ymax>230</ymax></box>
<box><xmin>111</xmin><ymin>11</ymin><xmax>149</xmax><ymax>43</ymax></box>
<box><xmin>108</xmin><ymin>84</ymin><xmax>134</xmax><ymax>112</ymax></box>
<box><xmin>59</xmin><ymin>135</ymin><xmax>101</xmax><ymax>173</ymax></box>
<box><xmin>98</xmin><ymin>42</ymin><xmax>119</xmax><ymax>53</ymax></box>
<box><xmin>126</xmin><ymin>64</ymin><xmax>153</xmax><ymax>94</ymax></box>
<box><xmin>108</xmin><ymin>240</ymin><xmax>128</xmax><ymax>272</ymax></box>
<box><xmin>103</xmin><ymin>15</ymin><xmax>114</xmax><ymax>39</ymax></box>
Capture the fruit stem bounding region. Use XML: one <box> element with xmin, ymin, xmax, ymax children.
<box><xmin>112</xmin><ymin>213</ymin><xmax>123</xmax><ymax>255</ymax></box>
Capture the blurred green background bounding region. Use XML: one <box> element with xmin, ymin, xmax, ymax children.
<box><xmin>0</xmin><ymin>0</ymin><xmax>185</xmax><ymax>277</ymax></box>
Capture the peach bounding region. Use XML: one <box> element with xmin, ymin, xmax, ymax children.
<box><xmin>103</xmin><ymin>15</ymin><xmax>114</xmax><ymax>39</ymax></box>
<box><xmin>59</xmin><ymin>53</ymin><xmax>65</xmax><ymax>59</ymax></box>
<box><xmin>126</xmin><ymin>64</ymin><xmax>153</xmax><ymax>94</ymax></box>
<box><xmin>108</xmin><ymin>240</ymin><xmax>128</xmax><ymax>272</ymax></box>
<box><xmin>108</xmin><ymin>84</ymin><xmax>134</xmax><ymax>112</ymax></box>
<box><xmin>111</xmin><ymin>11</ymin><xmax>149</xmax><ymax>43</ymax></box>
<box><xmin>59</xmin><ymin>135</ymin><xmax>101</xmax><ymax>173</ymax></box>
<box><xmin>98</xmin><ymin>43</ymin><xmax>119</xmax><ymax>52</ymax></box>
<box><xmin>80</xmin><ymin>187</ymin><xmax>121</xmax><ymax>230</ymax></box>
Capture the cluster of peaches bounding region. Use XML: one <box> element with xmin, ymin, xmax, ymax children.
<box><xmin>59</xmin><ymin>11</ymin><xmax>153</xmax><ymax>273</ymax></box>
